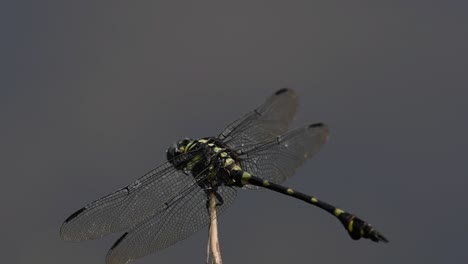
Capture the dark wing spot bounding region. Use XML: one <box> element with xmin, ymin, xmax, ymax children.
<box><xmin>309</xmin><ymin>123</ymin><xmax>324</xmax><ymax>128</ymax></box>
<box><xmin>275</xmin><ymin>88</ymin><xmax>289</xmax><ymax>95</ymax></box>
<box><xmin>110</xmin><ymin>232</ymin><xmax>129</xmax><ymax>250</ymax></box>
<box><xmin>64</xmin><ymin>207</ymin><xmax>85</xmax><ymax>223</ymax></box>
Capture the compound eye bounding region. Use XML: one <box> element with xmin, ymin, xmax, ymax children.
<box><xmin>166</xmin><ymin>144</ymin><xmax>177</xmax><ymax>161</ymax></box>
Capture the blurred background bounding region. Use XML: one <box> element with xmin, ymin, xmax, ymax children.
<box><xmin>2</xmin><ymin>1</ymin><xmax>467</xmax><ymax>263</ymax></box>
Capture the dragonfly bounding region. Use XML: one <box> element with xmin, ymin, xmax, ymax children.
<box><xmin>60</xmin><ymin>88</ymin><xmax>388</xmax><ymax>264</ymax></box>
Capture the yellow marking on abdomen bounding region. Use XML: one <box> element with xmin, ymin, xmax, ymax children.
<box><xmin>232</xmin><ymin>165</ymin><xmax>242</xmax><ymax>171</ymax></box>
<box><xmin>241</xmin><ymin>172</ymin><xmax>252</xmax><ymax>185</ymax></box>
<box><xmin>225</xmin><ymin>158</ymin><xmax>234</xmax><ymax>166</ymax></box>
<box><xmin>310</xmin><ymin>197</ymin><xmax>318</xmax><ymax>203</ymax></box>
<box><xmin>208</xmin><ymin>143</ymin><xmax>215</xmax><ymax>147</ymax></box>
<box><xmin>348</xmin><ymin>220</ymin><xmax>354</xmax><ymax>232</ymax></box>
<box><xmin>198</xmin><ymin>139</ymin><xmax>208</xmax><ymax>143</ymax></box>
<box><xmin>220</xmin><ymin>152</ymin><xmax>228</xmax><ymax>158</ymax></box>
<box><xmin>262</xmin><ymin>180</ymin><xmax>270</xmax><ymax>186</ymax></box>
<box><xmin>213</xmin><ymin>147</ymin><xmax>222</xmax><ymax>153</ymax></box>
<box><xmin>286</xmin><ymin>188</ymin><xmax>294</xmax><ymax>195</ymax></box>
<box><xmin>334</xmin><ymin>208</ymin><xmax>344</xmax><ymax>216</ymax></box>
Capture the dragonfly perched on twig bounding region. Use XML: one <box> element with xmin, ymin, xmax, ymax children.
<box><xmin>61</xmin><ymin>88</ymin><xmax>388</xmax><ymax>264</ymax></box>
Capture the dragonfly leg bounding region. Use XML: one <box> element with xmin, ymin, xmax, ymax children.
<box><xmin>204</xmin><ymin>189</ymin><xmax>225</xmax><ymax>210</ymax></box>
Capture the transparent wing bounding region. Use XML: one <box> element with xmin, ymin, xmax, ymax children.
<box><xmin>106</xmin><ymin>186</ymin><xmax>237</xmax><ymax>264</ymax></box>
<box><xmin>237</xmin><ymin>123</ymin><xmax>329</xmax><ymax>184</ymax></box>
<box><xmin>217</xmin><ymin>88</ymin><xmax>298</xmax><ymax>148</ymax></box>
<box><xmin>60</xmin><ymin>152</ymin><xmax>200</xmax><ymax>241</ymax></box>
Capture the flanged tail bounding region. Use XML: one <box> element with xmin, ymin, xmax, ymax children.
<box><xmin>335</xmin><ymin>210</ymin><xmax>388</xmax><ymax>243</ymax></box>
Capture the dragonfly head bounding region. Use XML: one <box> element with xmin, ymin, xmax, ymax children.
<box><xmin>166</xmin><ymin>138</ymin><xmax>193</xmax><ymax>165</ymax></box>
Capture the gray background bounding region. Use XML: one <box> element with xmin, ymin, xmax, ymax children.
<box><xmin>2</xmin><ymin>1</ymin><xmax>467</xmax><ymax>264</ymax></box>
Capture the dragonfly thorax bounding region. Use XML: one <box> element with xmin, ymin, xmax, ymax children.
<box><xmin>167</xmin><ymin>137</ymin><xmax>240</xmax><ymax>183</ymax></box>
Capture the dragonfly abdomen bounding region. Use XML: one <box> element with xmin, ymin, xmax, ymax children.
<box><xmin>231</xmin><ymin>170</ymin><xmax>388</xmax><ymax>243</ymax></box>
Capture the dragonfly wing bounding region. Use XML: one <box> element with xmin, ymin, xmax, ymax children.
<box><xmin>60</xmin><ymin>160</ymin><xmax>196</xmax><ymax>241</ymax></box>
<box><xmin>106</xmin><ymin>186</ymin><xmax>237</xmax><ymax>264</ymax></box>
<box><xmin>218</xmin><ymin>88</ymin><xmax>298</xmax><ymax>148</ymax></box>
<box><xmin>237</xmin><ymin>123</ymin><xmax>329</xmax><ymax>184</ymax></box>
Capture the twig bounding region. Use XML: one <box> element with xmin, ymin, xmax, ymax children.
<box><xmin>206</xmin><ymin>191</ymin><xmax>223</xmax><ymax>264</ymax></box>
